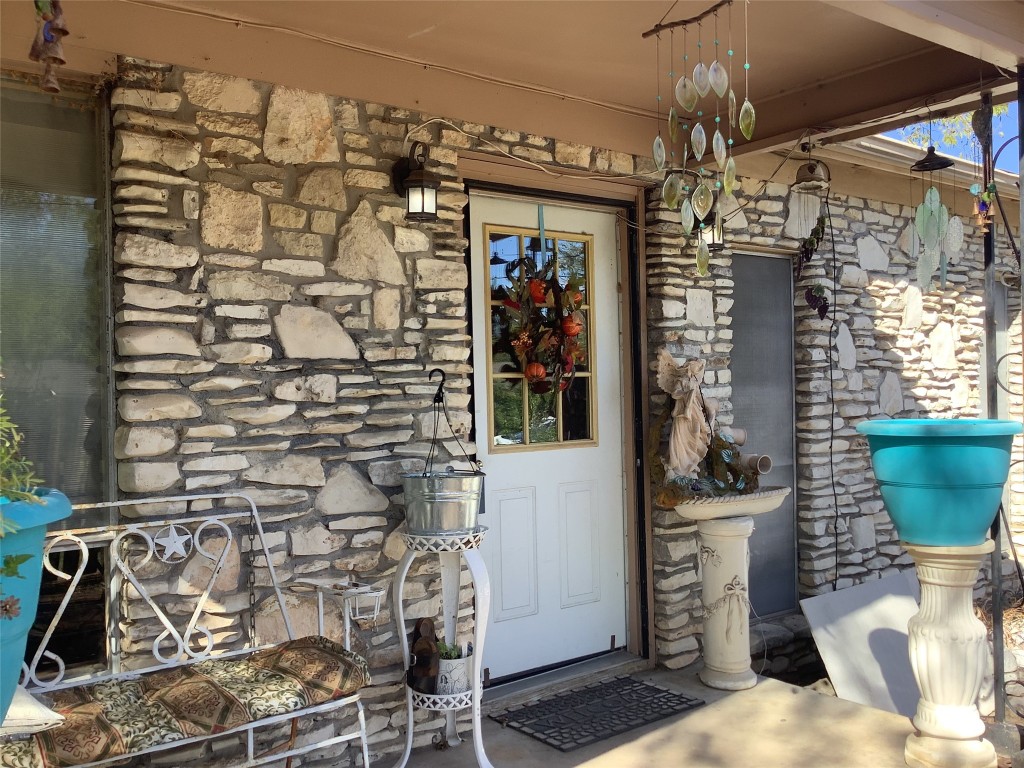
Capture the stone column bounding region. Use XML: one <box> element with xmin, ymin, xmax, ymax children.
<box><xmin>696</xmin><ymin>515</ymin><xmax>757</xmax><ymax>690</ymax></box>
<box><xmin>904</xmin><ymin>541</ymin><xmax>996</xmax><ymax>768</ymax></box>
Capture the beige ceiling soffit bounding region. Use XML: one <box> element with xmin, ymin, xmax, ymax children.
<box><xmin>126</xmin><ymin>0</ymin><xmax>652</xmax><ymax>121</ymax></box>
<box><xmin>458</xmin><ymin>151</ymin><xmax>649</xmax><ymax>203</ymax></box>
<box><xmin>825</xmin><ymin>0</ymin><xmax>1024</xmax><ymax>69</ymax></box>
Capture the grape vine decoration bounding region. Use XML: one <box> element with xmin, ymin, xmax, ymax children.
<box><xmin>805</xmin><ymin>284</ymin><xmax>829</xmax><ymax>321</ymax></box>
<box><xmin>797</xmin><ymin>214</ymin><xmax>830</xmax><ymax>320</ymax></box>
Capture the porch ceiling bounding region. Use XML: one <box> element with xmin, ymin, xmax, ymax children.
<box><xmin>0</xmin><ymin>1</ymin><xmax>1019</xmax><ymax>164</ymax></box>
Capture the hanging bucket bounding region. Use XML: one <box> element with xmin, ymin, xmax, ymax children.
<box><xmin>401</xmin><ymin>368</ymin><xmax>485</xmax><ymax>535</ymax></box>
<box><xmin>402</xmin><ymin>470</ymin><xmax>484</xmax><ymax>535</ymax></box>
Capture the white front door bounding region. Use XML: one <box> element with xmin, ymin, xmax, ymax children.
<box><xmin>469</xmin><ymin>191</ymin><xmax>627</xmax><ymax>681</ymax></box>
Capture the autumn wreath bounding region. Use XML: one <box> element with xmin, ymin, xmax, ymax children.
<box><xmin>497</xmin><ymin>256</ymin><xmax>587</xmax><ymax>394</ymax></box>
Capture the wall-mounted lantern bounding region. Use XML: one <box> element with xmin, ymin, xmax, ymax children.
<box><xmin>392</xmin><ymin>141</ymin><xmax>440</xmax><ymax>223</ymax></box>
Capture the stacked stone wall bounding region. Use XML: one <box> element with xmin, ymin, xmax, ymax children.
<box><xmin>644</xmin><ymin>178</ymin><xmax>1021</xmax><ymax>669</ymax></box>
<box><xmin>64</xmin><ymin>51</ymin><xmax>1024</xmax><ymax>754</ymax></box>
<box><xmin>107</xmin><ymin>57</ymin><xmax>647</xmax><ymax>764</ymax></box>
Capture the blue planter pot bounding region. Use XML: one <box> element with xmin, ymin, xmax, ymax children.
<box><xmin>857</xmin><ymin>419</ymin><xmax>1021</xmax><ymax>547</ymax></box>
<box><xmin>0</xmin><ymin>489</ymin><xmax>72</xmax><ymax>723</ymax></box>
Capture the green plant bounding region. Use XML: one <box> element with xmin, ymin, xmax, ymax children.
<box><xmin>437</xmin><ymin>641</ymin><xmax>463</xmax><ymax>660</ymax></box>
<box><xmin>0</xmin><ymin>395</ymin><xmax>43</xmax><ymax>537</ymax></box>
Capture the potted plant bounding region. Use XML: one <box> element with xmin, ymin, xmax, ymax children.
<box><xmin>435</xmin><ymin>641</ymin><xmax>472</xmax><ymax>696</ymax></box>
<box><xmin>857</xmin><ymin>418</ymin><xmax>1022</xmax><ymax>546</ymax></box>
<box><xmin>0</xmin><ymin>397</ymin><xmax>72</xmax><ymax>722</ymax></box>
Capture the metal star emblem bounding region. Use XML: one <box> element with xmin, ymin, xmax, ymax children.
<box><xmin>153</xmin><ymin>524</ymin><xmax>193</xmax><ymax>563</ymax></box>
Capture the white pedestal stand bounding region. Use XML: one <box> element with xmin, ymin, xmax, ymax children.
<box><xmin>696</xmin><ymin>516</ymin><xmax>757</xmax><ymax>690</ymax></box>
<box><xmin>674</xmin><ymin>487</ymin><xmax>791</xmax><ymax>692</ymax></box>
<box><xmin>903</xmin><ymin>541</ymin><xmax>997</xmax><ymax>768</ymax></box>
<box><xmin>392</xmin><ymin>528</ymin><xmax>494</xmax><ymax>768</ymax></box>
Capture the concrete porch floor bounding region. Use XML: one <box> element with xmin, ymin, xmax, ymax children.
<box><xmin>401</xmin><ymin>663</ymin><xmax>915</xmax><ymax>768</ymax></box>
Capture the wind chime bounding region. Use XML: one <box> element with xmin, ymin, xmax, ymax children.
<box><xmin>644</xmin><ymin>0</ymin><xmax>755</xmax><ymax>276</ymax></box>
<box><xmin>28</xmin><ymin>1</ymin><xmax>69</xmax><ymax>94</ymax></box>
<box><xmin>908</xmin><ymin>112</ymin><xmax>966</xmax><ymax>291</ymax></box>
<box><xmin>969</xmin><ymin>107</ymin><xmax>996</xmax><ymax>237</ymax></box>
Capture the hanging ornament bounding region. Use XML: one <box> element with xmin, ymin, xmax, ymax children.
<box><xmin>691</xmin><ymin>122</ymin><xmax>706</xmax><ymax>162</ymax></box>
<box><xmin>653</xmin><ymin>135</ymin><xmax>666</xmax><ymax>171</ymax></box>
<box><xmin>739</xmin><ymin>99</ymin><xmax>755</xmax><ymax>141</ymax></box>
<box><xmin>680</xmin><ymin>198</ymin><xmax>695</xmax><ymax>235</ymax></box>
<box><xmin>709</xmin><ymin>59</ymin><xmax>728</xmax><ymax>99</ymax></box>
<box><xmin>692</xmin><ymin>182</ymin><xmax>714</xmax><ymax>220</ymax></box>
<box><xmin>663</xmin><ymin>173</ymin><xmax>682</xmax><ymax>210</ymax></box>
<box><xmin>668</xmin><ymin>106</ymin><xmax>679</xmax><ymax>143</ymax></box>
<box><xmin>945</xmin><ymin>215</ymin><xmax>964</xmax><ymax>254</ymax></box>
<box><xmin>713</xmin><ymin>128</ymin><xmax>727</xmax><ymax>170</ymax></box>
<box><xmin>696</xmin><ymin>236</ymin><xmax>711</xmax><ymax>276</ymax></box>
<box><xmin>728</xmin><ymin>89</ymin><xmax>737</xmax><ymax>128</ymax></box>
<box><xmin>693</xmin><ymin>61</ymin><xmax>710</xmax><ymax>98</ymax></box>
<box><xmin>723</xmin><ymin>156</ymin><xmax>737</xmax><ymax>195</ymax></box>
<box><xmin>739</xmin><ymin>0</ymin><xmax>754</xmax><ymax>141</ymax></box>
<box><xmin>675</xmin><ymin>76</ymin><xmax>698</xmax><ymax>113</ymax></box>
<box><xmin>30</xmin><ymin>0</ymin><xmax>69</xmax><ymax>94</ymax></box>
<box><xmin>693</xmin><ymin>24</ymin><xmax>710</xmax><ymax>97</ymax></box>
<box><xmin>709</xmin><ymin>11</ymin><xmax>728</xmax><ymax>98</ymax></box>
<box><xmin>652</xmin><ymin>33</ymin><xmax>665</xmax><ymax>171</ymax></box>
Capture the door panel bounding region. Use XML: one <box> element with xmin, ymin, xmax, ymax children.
<box><xmin>469</xmin><ymin>192</ymin><xmax>627</xmax><ymax>680</ymax></box>
<box><xmin>559</xmin><ymin>480</ymin><xmax>600</xmax><ymax>607</ymax></box>
<box><xmin>492</xmin><ymin>487</ymin><xmax>538</xmax><ymax>622</ymax></box>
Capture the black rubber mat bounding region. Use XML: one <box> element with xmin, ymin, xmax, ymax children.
<box><xmin>489</xmin><ymin>675</ymin><xmax>705</xmax><ymax>752</ymax></box>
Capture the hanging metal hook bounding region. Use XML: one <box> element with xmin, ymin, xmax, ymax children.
<box><xmin>429</xmin><ymin>368</ymin><xmax>446</xmax><ymax>404</ymax></box>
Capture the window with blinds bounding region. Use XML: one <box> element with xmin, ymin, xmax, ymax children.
<box><xmin>1</xmin><ymin>82</ymin><xmax>111</xmax><ymax>506</ymax></box>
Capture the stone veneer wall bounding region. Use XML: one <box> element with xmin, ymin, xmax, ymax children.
<box><xmin>645</xmin><ymin>179</ymin><xmax>1022</xmax><ymax>669</ymax></box>
<box><xmin>90</xmin><ymin>51</ymin><xmax>1023</xmax><ymax>758</ymax></box>
<box><xmin>107</xmin><ymin>57</ymin><xmax>650</xmax><ymax>765</ymax></box>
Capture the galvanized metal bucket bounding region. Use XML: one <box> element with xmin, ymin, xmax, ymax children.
<box><xmin>402</xmin><ymin>470</ymin><xmax>485</xmax><ymax>535</ymax></box>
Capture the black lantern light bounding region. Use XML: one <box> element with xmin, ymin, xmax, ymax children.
<box><xmin>699</xmin><ymin>203</ymin><xmax>725</xmax><ymax>252</ymax></box>
<box><xmin>392</xmin><ymin>141</ymin><xmax>440</xmax><ymax>222</ymax></box>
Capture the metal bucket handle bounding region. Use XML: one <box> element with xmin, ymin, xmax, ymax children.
<box><xmin>422</xmin><ymin>368</ymin><xmax>484</xmax><ymax>477</ymax></box>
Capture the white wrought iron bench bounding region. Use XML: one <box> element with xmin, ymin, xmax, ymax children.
<box><xmin>0</xmin><ymin>493</ymin><xmax>384</xmax><ymax>768</ymax></box>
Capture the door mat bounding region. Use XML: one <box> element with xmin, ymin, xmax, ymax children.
<box><xmin>489</xmin><ymin>675</ymin><xmax>705</xmax><ymax>752</ymax></box>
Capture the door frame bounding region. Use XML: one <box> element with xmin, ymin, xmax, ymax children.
<box><xmin>458</xmin><ymin>155</ymin><xmax>653</xmax><ymax>663</ymax></box>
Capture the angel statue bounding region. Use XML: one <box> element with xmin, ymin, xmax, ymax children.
<box><xmin>655</xmin><ymin>350</ymin><xmax>712</xmax><ymax>479</ymax></box>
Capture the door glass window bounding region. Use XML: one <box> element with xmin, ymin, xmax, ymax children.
<box><xmin>485</xmin><ymin>226</ymin><xmax>594</xmax><ymax>449</ymax></box>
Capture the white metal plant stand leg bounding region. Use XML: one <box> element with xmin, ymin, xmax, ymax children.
<box><xmin>903</xmin><ymin>542</ymin><xmax>997</xmax><ymax>768</ymax></box>
<box><xmin>392</xmin><ymin>528</ymin><xmax>494</xmax><ymax>768</ymax></box>
<box><xmin>696</xmin><ymin>515</ymin><xmax>757</xmax><ymax>690</ymax></box>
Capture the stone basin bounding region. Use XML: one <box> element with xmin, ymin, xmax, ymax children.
<box><xmin>673</xmin><ymin>486</ymin><xmax>791</xmax><ymax>521</ymax></box>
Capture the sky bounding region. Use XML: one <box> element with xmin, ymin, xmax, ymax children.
<box><xmin>884</xmin><ymin>101</ymin><xmax>1019</xmax><ymax>176</ymax></box>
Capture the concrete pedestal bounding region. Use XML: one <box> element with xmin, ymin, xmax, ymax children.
<box><xmin>696</xmin><ymin>515</ymin><xmax>757</xmax><ymax>690</ymax></box>
<box><xmin>904</xmin><ymin>541</ymin><xmax>997</xmax><ymax>768</ymax></box>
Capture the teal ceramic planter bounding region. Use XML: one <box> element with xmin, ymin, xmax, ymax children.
<box><xmin>0</xmin><ymin>489</ymin><xmax>72</xmax><ymax>723</ymax></box>
<box><xmin>857</xmin><ymin>419</ymin><xmax>1022</xmax><ymax>547</ymax></box>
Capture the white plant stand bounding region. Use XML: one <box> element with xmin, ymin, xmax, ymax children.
<box><xmin>674</xmin><ymin>487</ymin><xmax>791</xmax><ymax>691</ymax></box>
<box><xmin>903</xmin><ymin>541</ymin><xmax>997</xmax><ymax>768</ymax></box>
<box><xmin>392</xmin><ymin>527</ymin><xmax>494</xmax><ymax>768</ymax></box>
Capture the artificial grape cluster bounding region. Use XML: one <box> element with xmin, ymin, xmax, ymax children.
<box><xmin>796</xmin><ymin>214</ymin><xmax>827</xmax><ymax>280</ymax></box>
<box><xmin>805</xmin><ymin>284</ymin><xmax>830</xmax><ymax>321</ymax></box>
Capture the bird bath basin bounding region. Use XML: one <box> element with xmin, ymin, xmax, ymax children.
<box><xmin>673</xmin><ymin>486</ymin><xmax>791</xmax><ymax>690</ymax></box>
<box><xmin>673</xmin><ymin>486</ymin><xmax>792</xmax><ymax>521</ymax></box>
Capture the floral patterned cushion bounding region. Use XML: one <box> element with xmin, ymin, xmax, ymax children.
<box><xmin>0</xmin><ymin>636</ymin><xmax>370</xmax><ymax>768</ymax></box>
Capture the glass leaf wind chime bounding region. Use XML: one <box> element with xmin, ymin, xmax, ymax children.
<box><xmin>649</xmin><ymin>0</ymin><xmax>754</xmax><ymax>276</ymax></box>
<box><xmin>908</xmin><ymin>113</ymin><xmax>966</xmax><ymax>291</ymax></box>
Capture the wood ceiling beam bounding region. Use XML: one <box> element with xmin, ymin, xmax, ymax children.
<box><xmin>824</xmin><ymin>1</ymin><xmax>1024</xmax><ymax>70</ymax></box>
